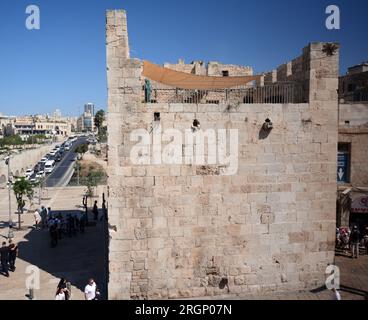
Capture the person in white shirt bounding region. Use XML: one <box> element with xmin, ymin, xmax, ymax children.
<box><xmin>84</xmin><ymin>279</ymin><xmax>99</xmax><ymax>300</ymax></box>
<box><xmin>55</xmin><ymin>287</ymin><xmax>66</xmax><ymax>300</ymax></box>
<box><xmin>33</xmin><ymin>210</ymin><xmax>42</xmax><ymax>230</ymax></box>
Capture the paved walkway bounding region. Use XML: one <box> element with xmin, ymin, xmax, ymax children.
<box><xmin>0</xmin><ymin>187</ymin><xmax>108</xmax><ymax>300</ymax></box>
<box><xmin>1</xmin><ymin>187</ymin><xmax>367</xmax><ymax>300</ymax></box>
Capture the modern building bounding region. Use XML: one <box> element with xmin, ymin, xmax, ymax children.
<box><xmin>84</xmin><ymin>103</ymin><xmax>95</xmax><ymax>117</ymax></box>
<box><xmin>77</xmin><ymin>109</ymin><xmax>95</xmax><ymax>132</ymax></box>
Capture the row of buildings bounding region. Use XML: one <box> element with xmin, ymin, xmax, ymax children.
<box><xmin>0</xmin><ymin>111</ymin><xmax>75</xmax><ymax>141</ymax></box>
<box><xmin>0</xmin><ymin>103</ymin><xmax>99</xmax><ymax>141</ymax></box>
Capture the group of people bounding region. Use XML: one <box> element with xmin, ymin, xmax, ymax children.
<box><xmin>33</xmin><ymin>205</ymin><xmax>91</xmax><ymax>248</ymax></box>
<box><xmin>54</xmin><ymin>278</ymin><xmax>100</xmax><ymax>300</ymax></box>
<box><xmin>336</xmin><ymin>225</ymin><xmax>368</xmax><ymax>258</ymax></box>
<box><xmin>0</xmin><ymin>240</ymin><xmax>18</xmax><ymax>278</ymax></box>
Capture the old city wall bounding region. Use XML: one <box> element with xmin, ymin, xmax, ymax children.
<box><xmin>106</xmin><ymin>10</ymin><xmax>339</xmax><ymax>299</ymax></box>
<box><xmin>0</xmin><ymin>143</ymin><xmax>55</xmax><ymax>186</ymax></box>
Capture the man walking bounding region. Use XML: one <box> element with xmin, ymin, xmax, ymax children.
<box><xmin>0</xmin><ymin>242</ymin><xmax>10</xmax><ymax>277</ymax></box>
<box><xmin>92</xmin><ymin>201</ymin><xmax>99</xmax><ymax>221</ymax></box>
<box><xmin>8</xmin><ymin>240</ymin><xmax>18</xmax><ymax>272</ymax></box>
<box><xmin>84</xmin><ymin>279</ymin><xmax>100</xmax><ymax>300</ymax></box>
<box><xmin>40</xmin><ymin>206</ymin><xmax>48</xmax><ymax>229</ymax></box>
<box><xmin>350</xmin><ymin>226</ymin><xmax>360</xmax><ymax>259</ymax></box>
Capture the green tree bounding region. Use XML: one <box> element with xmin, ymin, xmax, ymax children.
<box><xmin>75</xmin><ymin>143</ymin><xmax>89</xmax><ymax>159</ymax></box>
<box><xmin>0</xmin><ymin>135</ymin><xmax>24</xmax><ymax>148</ymax></box>
<box><xmin>94</xmin><ymin>110</ymin><xmax>106</xmax><ymax>134</ymax></box>
<box><xmin>13</xmin><ymin>177</ymin><xmax>34</xmax><ymax>230</ymax></box>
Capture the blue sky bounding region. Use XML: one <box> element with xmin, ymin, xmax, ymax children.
<box><xmin>0</xmin><ymin>0</ymin><xmax>367</xmax><ymax>116</ymax></box>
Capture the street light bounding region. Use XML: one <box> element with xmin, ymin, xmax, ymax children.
<box><xmin>4</xmin><ymin>156</ymin><xmax>14</xmax><ymax>239</ymax></box>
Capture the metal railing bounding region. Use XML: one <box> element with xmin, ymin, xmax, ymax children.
<box><xmin>144</xmin><ymin>82</ymin><xmax>305</xmax><ymax>104</ymax></box>
<box><xmin>340</xmin><ymin>90</ymin><xmax>368</xmax><ymax>102</ymax></box>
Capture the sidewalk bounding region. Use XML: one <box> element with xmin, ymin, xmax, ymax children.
<box><xmin>0</xmin><ymin>187</ymin><xmax>108</xmax><ymax>300</ymax></box>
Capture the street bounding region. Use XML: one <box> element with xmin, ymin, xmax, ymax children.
<box><xmin>45</xmin><ymin>137</ymin><xmax>87</xmax><ymax>188</ymax></box>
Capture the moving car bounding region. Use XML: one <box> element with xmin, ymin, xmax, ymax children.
<box><xmin>44</xmin><ymin>160</ymin><xmax>55</xmax><ymax>174</ymax></box>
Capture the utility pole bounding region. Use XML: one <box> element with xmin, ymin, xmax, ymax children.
<box><xmin>5</xmin><ymin>156</ymin><xmax>14</xmax><ymax>239</ymax></box>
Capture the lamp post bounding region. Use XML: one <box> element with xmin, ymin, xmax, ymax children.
<box><xmin>5</xmin><ymin>156</ymin><xmax>14</xmax><ymax>239</ymax></box>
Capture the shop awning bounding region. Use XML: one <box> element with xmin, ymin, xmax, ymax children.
<box><xmin>142</xmin><ymin>60</ymin><xmax>261</xmax><ymax>90</ymax></box>
<box><xmin>351</xmin><ymin>195</ymin><xmax>368</xmax><ymax>213</ymax></box>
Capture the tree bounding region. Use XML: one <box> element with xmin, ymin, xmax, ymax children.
<box><xmin>0</xmin><ymin>135</ymin><xmax>24</xmax><ymax>149</ymax></box>
<box><xmin>13</xmin><ymin>177</ymin><xmax>34</xmax><ymax>230</ymax></box>
<box><xmin>94</xmin><ymin>110</ymin><xmax>106</xmax><ymax>134</ymax></box>
<box><xmin>75</xmin><ymin>143</ymin><xmax>89</xmax><ymax>160</ymax></box>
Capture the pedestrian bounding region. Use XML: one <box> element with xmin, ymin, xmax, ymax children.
<box><xmin>48</xmin><ymin>207</ymin><xmax>52</xmax><ymax>220</ymax></box>
<box><xmin>350</xmin><ymin>225</ymin><xmax>360</xmax><ymax>259</ymax></box>
<box><xmin>0</xmin><ymin>242</ymin><xmax>10</xmax><ymax>277</ymax></box>
<box><xmin>84</xmin><ymin>279</ymin><xmax>100</xmax><ymax>300</ymax></box>
<box><xmin>57</xmin><ymin>278</ymin><xmax>70</xmax><ymax>300</ymax></box>
<box><xmin>8</xmin><ymin>240</ymin><xmax>18</xmax><ymax>272</ymax></box>
<box><xmin>55</xmin><ymin>287</ymin><xmax>66</xmax><ymax>300</ymax></box>
<box><xmin>92</xmin><ymin>201</ymin><xmax>99</xmax><ymax>221</ymax></box>
<box><xmin>100</xmin><ymin>199</ymin><xmax>107</xmax><ymax>222</ymax></box>
<box><xmin>33</xmin><ymin>209</ymin><xmax>42</xmax><ymax>230</ymax></box>
<box><xmin>40</xmin><ymin>206</ymin><xmax>48</xmax><ymax>229</ymax></box>
<box><xmin>55</xmin><ymin>217</ymin><xmax>62</xmax><ymax>240</ymax></box>
<box><xmin>77</xmin><ymin>212</ymin><xmax>85</xmax><ymax>234</ymax></box>
<box><xmin>363</xmin><ymin>227</ymin><xmax>368</xmax><ymax>255</ymax></box>
<box><xmin>49</xmin><ymin>219</ymin><xmax>58</xmax><ymax>248</ymax></box>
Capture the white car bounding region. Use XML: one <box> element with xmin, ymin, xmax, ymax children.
<box><xmin>25</xmin><ymin>169</ymin><xmax>34</xmax><ymax>179</ymax></box>
<box><xmin>65</xmin><ymin>144</ymin><xmax>71</xmax><ymax>151</ymax></box>
<box><xmin>49</xmin><ymin>151</ymin><xmax>57</xmax><ymax>156</ymax></box>
<box><xmin>44</xmin><ymin>160</ymin><xmax>55</xmax><ymax>174</ymax></box>
<box><xmin>40</xmin><ymin>157</ymin><xmax>48</xmax><ymax>163</ymax></box>
<box><xmin>36</xmin><ymin>171</ymin><xmax>45</xmax><ymax>179</ymax></box>
<box><xmin>29</xmin><ymin>176</ymin><xmax>38</xmax><ymax>183</ymax></box>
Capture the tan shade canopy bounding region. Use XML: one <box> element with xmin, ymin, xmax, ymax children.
<box><xmin>142</xmin><ymin>60</ymin><xmax>261</xmax><ymax>90</ymax></box>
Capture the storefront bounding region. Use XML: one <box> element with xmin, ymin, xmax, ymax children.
<box><xmin>350</xmin><ymin>194</ymin><xmax>368</xmax><ymax>233</ymax></box>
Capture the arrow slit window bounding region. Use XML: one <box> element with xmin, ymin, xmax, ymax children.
<box><xmin>337</xmin><ymin>143</ymin><xmax>351</xmax><ymax>184</ymax></box>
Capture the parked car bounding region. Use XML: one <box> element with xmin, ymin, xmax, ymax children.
<box><xmin>40</xmin><ymin>157</ymin><xmax>48</xmax><ymax>164</ymax></box>
<box><xmin>25</xmin><ymin>169</ymin><xmax>34</xmax><ymax>179</ymax></box>
<box><xmin>29</xmin><ymin>176</ymin><xmax>38</xmax><ymax>184</ymax></box>
<box><xmin>55</xmin><ymin>154</ymin><xmax>62</xmax><ymax>162</ymax></box>
<box><xmin>38</xmin><ymin>162</ymin><xmax>46</xmax><ymax>170</ymax></box>
<box><xmin>44</xmin><ymin>160</ymin><xmax>55</xmax><ymax>174</ymax></box>
<box><xmin>36</xmin><ymin>171</ymin><xmax>45</xmax><ymax>180</ymax></box>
